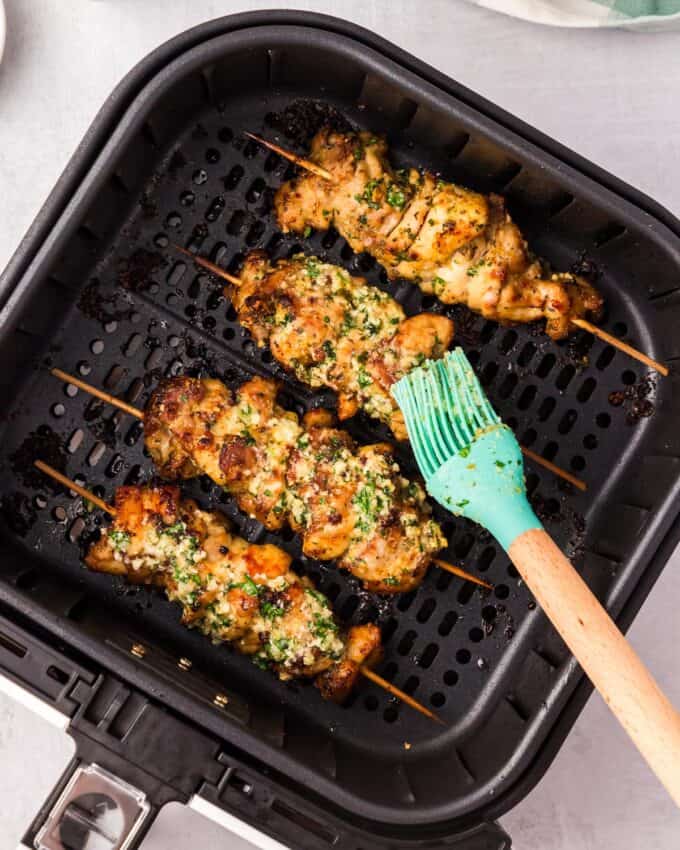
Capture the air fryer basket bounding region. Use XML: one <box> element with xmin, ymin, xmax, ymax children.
<box><xmin>2</xmin><ymin>12</ymin><xmax>680</xmax><ymax>848</ymax></box>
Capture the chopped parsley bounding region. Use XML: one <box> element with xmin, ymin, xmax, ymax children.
<box><xmin>303</xmin><ymin>225</ymin><xmax>312</xmax><ymax>238</ymax></box>
<box><xmin>357</xmin><ymin>368</ymin><xmax>372</xmax><ymax>389</ymax></box>
<box><xmin>354</xmin><ymin>179</ymin><xmax>382</xmax><ymax>210</ymax></box>
<box><xmin>305</xmin><ymin>258</ymin><xmax>320</xmax><ymax>279</ymax></box>
<box><xmin>230</xmin><ymin>575</ymin><xmax>260</xmax><ymax>597</ymax></box>
<box><xmin>386</xmin><ymin>183</ymin><xmax>407</xmax><ymax>209</ymax></box>
<box><xmin>494</xmin><ymin>460</ymin><xmax>506</xmax><ymax>468</ymax></box>
<box><xmin>383</xmin><ymin>576</ymin><xmax>401</xmax><ymax>586</ymax></box>
<box><xmin>322</xmin><ymin>340</ymin><xmax>336</xmax><ymax>361</ymax></box>
<box><xmin>260</xmin><ymin>600</ymin><xmax>285</xmax><ymax>620</ymax></box>
<box><xmin>108</xmin><ymin>529</ymin><xmax>131</xmax><ymax>551</ymax></box>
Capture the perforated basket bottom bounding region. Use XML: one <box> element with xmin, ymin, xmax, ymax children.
<box><xmin>0</xmin><ymin>90</ymin><xmax>655</xmax><ymax>760</ymax></box>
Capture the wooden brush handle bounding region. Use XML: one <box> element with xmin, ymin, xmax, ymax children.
<box><xmin>509</xmin><ymin>528</ymin><xmax>680</xmax><ymax>806</ymax></box>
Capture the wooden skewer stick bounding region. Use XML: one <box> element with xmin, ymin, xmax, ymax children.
<box><xmin>571</xmin><ymin>318</ymin><xmax>668</xmax><ymax>377</ymax></box>
<box><xmin>34</xmin><ymin>460</ymin><xmax>115</xmax><ymax>514</ymax></box>
<box><xmin>51</xmin><ymin>368</ymin><xmax>144</xmax><ymax>418</ymax></box>
<box><xmin>246</xmin><ymin>133</ymin><xmax>668</xmax><ymax>380</ymax></box>
<box><xmin>49</xmin><ymin>368</ymin><xmax>492</xmax><ymax>590</ymax></box>
<box><xmin>244</xmin><ymin>131</ymin><xmax>334</xmax><ymax>182</ymax></box>
<box><xmin>173</xmin><ymin>244</ymin><xmax>241</xmax><ymax>287</ymax></box>
<box><xmin>520</xmin><ymin>447</ymin><xmax>586</xmax><ymax>493</ymax></box>
<box><xmin>433</xmin><ymin>559</ymin><xmax>492</xmax><ymax>590</ymax></box>
<box><xmin>359</xmin><ymin>666</ymin><xmax>443</xmax><ymax>724</ymax></box>
<box><xmin>33</xmin><ymin>460</ymin><xmax>441</xmax><ymax>724</ymax></box>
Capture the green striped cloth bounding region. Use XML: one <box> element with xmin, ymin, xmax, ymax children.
<box><xmin>465</xmin><ymin>0</ymin><xmax>680</xmax><ymax>27</ymax></box>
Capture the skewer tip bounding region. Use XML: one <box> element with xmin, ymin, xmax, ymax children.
<box><xmin>243</xmin><ymin>131</ymin><xmax>334</xmax><ymax>182</ymax></box>
<box><xmin>433</xmin><ymin>559</ymin><xmax>493</xmax><ymax>590</ymax></box>
<box><xmin>170</xmin><ymin>243</ymin><xmax>241</xmax><ymax>287</ymax></box>
<box><xmin>359</xmin><ymin>665</ymin><xmax>445</xmax><ymax>724</ymax></box>
<box><xmin>571</xmin><ymin>318</ymin><xmax>668</xmax><ymax>377</ymax></box>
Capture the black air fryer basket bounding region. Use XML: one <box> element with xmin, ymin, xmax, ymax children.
<box><xmin>2</xmin><ymin>12</ymin><xmax>680</xmax><ymax>850</ymax></box>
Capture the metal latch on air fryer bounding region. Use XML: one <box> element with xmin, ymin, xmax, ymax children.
<box><xmin>34</xmin><ymin>764</ymin><xmax>150</xmax><ymax>850</ymax></box>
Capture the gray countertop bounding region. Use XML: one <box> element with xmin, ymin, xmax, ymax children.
<box><xmin>1</xmin><ymin>1</ymin><xmax>679</xmax><ymax>848</ymax></box>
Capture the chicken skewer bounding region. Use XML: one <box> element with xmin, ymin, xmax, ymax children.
<box><xmin>34</xmin><ymin>460</ymin><xmax>440</xmax><ymax>722</ymax></box>
<box><xmin>245</xmin><ymin>130</ymin><xmax>667</xmax><ymax>377</ymax></box>
<box><xmin>51</xmin><ymin>368</ymin><xmax>491</xmax><ymax>594</ymax></box>
<box><xmin>173</xmin><ymin>245</ymin><xmax>586</xmax><ymax>492</ymax></box>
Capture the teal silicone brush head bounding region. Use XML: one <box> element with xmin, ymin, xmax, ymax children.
<box><xmin>392</xmin><ymin>348</ymin><xmax>541</xmax><ymax>550</ymax></box>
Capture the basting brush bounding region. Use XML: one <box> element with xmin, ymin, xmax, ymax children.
<box><xmin>392</xmin><ymin>348</ymin><xmax>680</xmax><ymax>805</ymax></box>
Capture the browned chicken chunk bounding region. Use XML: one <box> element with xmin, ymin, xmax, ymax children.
<box><xmin>86</xmin><ymin>483</ymin><xmax>380</xmax><ymax>696</ymax></box>
<box><xmin>274</xmin><ymin>128</ymin><xmax>603</xmax><ymax>339</ymax></box>
<box><xmin>144</xmin><ymin>375</ymin><xmax>445</xmax><ymax>593</ymax></box>
<box><xmin>232</xmin><ymin>252</ymin><xmax>454</xmax><ymax>439</ymax></box>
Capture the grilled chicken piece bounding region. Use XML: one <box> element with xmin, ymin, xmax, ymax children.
<box><xmin>233</xmin><ymin>252</ymin><xmax>454</xmax><ymax>439</ymax></box>
<box><xmin>144</xmin><ymin>376</ymin><xmax>445</xmax><ymax>592</ymax></box>
<box><xmin>274</xmin><ymin>128</ymin><xmax>603</xmax><ymax>340</ymax></box>
<box><xmin>86</xmin><ymin>483</ymin><xmax>379</xmax><ymax>695</ymax></box>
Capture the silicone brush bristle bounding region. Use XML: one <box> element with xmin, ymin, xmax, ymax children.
<box><xmin>392</xmin><ymin>349</ymin><xmax>500</xmax><ymax>480</ymax></box>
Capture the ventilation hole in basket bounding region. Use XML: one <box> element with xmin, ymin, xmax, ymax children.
<box><xmin>596</xmin><ymin>412</ymin><xmax>611</xmax><ymax>428</ymax></box>
<box><xmin>77</xmin><ymin>361</ymin><xmax>91</xmax><ymax>376</ymax></box>
<box><xmin>498</xmin><ymin>330</ymin><xmax>518</xmax><ymax>354</ymax></box>
<box><xmin>521</xmin><ymin>427</ymin><xmax>537</xmax><ymax>446</ymax></box>
<box><xmin>454</xmin><ymin>533</ymin><xmax>474</xmax><ymax>559</ymax></box>
<box><xmin>481</xmin><ymin>362</ymin><xmax>498</xmax><ymax>386</ymax></box>
<box><xmin>495</xmin><ymin>584</ymin><xmax>509</xmax><ymax>599</ymax></box>
<box><xmin>244</xmin><ymin>177</ymin><xmax>266</xmax><ymax>204</ymax></box>
<box><xmin>397</xmin><ymin>630</ymin><xmax>417</xmax><ymax>656</ymax></box>
<box><xmin>87</xmin><ymin>442</ymin><xmax>106</xmax><ymax>467</ymax></box>
<box><xmin>456</xmin><ymin>649</ymin><xmax>471</xmax><ymax>665</ymax></box>
<box><xmin>517</xmin><ymin>385</ymin><xmax>537</xmax><ymax>411</ymax></box>
<box><xmin>68</xmin><ymin>518</ymin><xmax>85</xmax><ymax>543</ymax></box>
<box><xmin>430</xmin><ymin>692</ymin><xmax>446</xmax><ymax>708</ymax></box>
<box><xmin>497</xmin><ymin>373</ymin><xmax>518</xmax><ymax>400</ymax></box>
<box><xmin>202</xmin><ymin>316</ymin><xmax>217</xmax><ymax>332</ymax></box>
<box><xmin>205</xmin><ymin>196</ymin><xmax>226</xmax><ymax>223</ymax></box>
<box><xmin>468</xmin><ymin>626</ymin><xmax>484</xmax><ymax>643</ymax></box>
<box><xmin>596</xmin><ymin>346</ymin><xmax>616</xmax><ymax>370</ymax></box>
<box><xmin>218</xmin><ymin>126</ymin><xmax>233</xmax><ymax>144</ymax></box>
<box><xmin>480</xmin><ymin>322</ymin><xmax>496</xmax><ymax>344</ymax></box>
<box><xmin>246</xmin><ymin>220</ymin><xmax>266</xmax><ymax>246</ymax></box>
<box><xmin>621</xmin><ymin>369</ymin><xmax>637</xmax><ymax>386</ymax></box>
<box><xmin>123</xmin><ymin>465</ymin><xmax>141</xmax><ymax>486</ymax></box>
<box><xmin>577</xmin><ymin>377</ymin><xmax>596</xmax><ymax>403</ymax></box>
<box><xmin>383</xmin><ymin>706</ymin><xmax>399</xmax><ymax>723</ymax></box>
<box><xmin>555</xmin><ymin>365</ymin><xmax>576</xmax><ymax>391</ymax></box>
<box><xmin>339</xmin><ymin>596</ymin><xmax>359</xmax><ymax>620</ymax></box>
<box><xmin>525</xmin><ymin>472</ymin><xmax>539</xmax><ymax>496</ymax></box>
<box><xmin>541</xmin><ymin>442</ymin><xmax>557</xmax><ymax>462</ymax></box>
<box><xmin>506</xmin><ymin>415</ymin><xmax>518</xmax><ymax>431</ymax></box>
<box><xmin>535</xmin><ymin>353</ymin><xmax>555</xmax><ymax>378</ymax></box>
<box><xmin>124</xmin><ymin>422</ymin><xmax>144</xmax><ymax>447</ymax></box>
<box><xmin>205</xmin><ymin>147</ymin><xmax>220</xmax><ymax>164</ymax></box>
<box><xmin>180</xmin><ymin>190</ymin><xmax>195</xmax><ymax>207</ymax></box>
<box><xmin>583</xmin><ymin>433</ymin><xmax>598</xmax><ymax>450</ymax></box>
<box><xmin>396</xmin><ymin>591</ymin><xmax>416</xmax><ymax>612</ymax></box>
<box><xmin>517</xmin><ymin>342</ymin><xmax>537</xmax><ymax>367</ymax></box>
<box><xmin>557</xmin><ymin>409</ymin><xmax>577</xmax><ymax>435</ymax></box>
<box><xmin>537</xmin><ymin>397</ymin><xmax>556</xmax><ymax>422</ymax></box>
<box><xmin>381</xmin><ymin>662</ymin><xmax>398</xmax><ymax>682</ymax></box>
<box><xmin>53</xmin><ymin>506</ymin><xmax>67</xmax><ymax>523</ymax></box>
<box><xmin>223</xmin><ymin>164</ymin><xmax>245</xmax><ymax>191</ymax></box>
<box><xmin>226</xmin><ymin>210</ymin><xmax>248</xmax><ymax>236</ymax></box>
<box><xmin>364</xmin><ymin>695</ymin><xmax>378</xmax><ymax>711</ymax></box>
<box><xmin>443</xmin><ymin>669</ymin><xmax>458</xmax><ymax>687</ymax></box>
<box><xmin>482</xmin><ymin>605</ymin><xmax>497</xmax><ymax>623</ymax></box>
<box><xmin>435</xmin><ymin>570</ymin><xmax>453</xmax><ymax>592</ymax></box>
<box><xmin>154</xmin><ymin>233</ymin><xmax>169</xmax><ymax>249</ymax></box>
<box><xmin>418</xmin><ymin>644</ymin><xmax>438</xmax><ymax>669</ymax></box>
<box><xmin>165</xmin><ymin>212</ymin><xmax>182</xmax><ymax>229</ymax></box>
<box><xmin>438</xmin><ymin>611</ymin><xmax>458</xmax><ymax>637</ymax></box>
<box><xmin>477</xmin><ymin>547</ymin><xmax>496</xmax><ymax>572</ymax></box>
<box><xmin>421</xmin><ymin>295</ymin><xmax>436</xmax><ymax>310</ymax></box>
<box><xmin>51</xmin><ymin>403</ymin><xmax>65</xmax><ymax>418</ymax></box>
<box><xmin>66</xmin><ymin>429</ymin><xmax>84</xmax><ymax>454</ymax></box>
<box><xmin>403</xmin><ymin>675</ymin><xmax>420</xmax><ymax>695</ymax></box>
<box><xmin>612</xmin><ymin>321</ymin><xmax>627</xmax><ymax>337</ymax></box>
<box><xmin>416</xmin><ymin>598</ymin><xmax>436</xmax><ymax>623</ymax></box>
<box><xmin>145</xmin><ymin>348</ymin><xmax>163</xmax><ymax>371</ymax></box>
<box><xmin>457</xmin><ymin>582</ymin><xmax>476</xmax><ymax>605</ymax></box>
<box><xmin>105</xmin><ymin>454</ymin><xmax>124</xmax><ymax>479</ymax></box>
<box><xmin>507</xmin><ymin>563</ymin><xmax>519</xmax><ymax>578</ymax></box>
<box><xmin>382</xmin><ymin>617</ymin><xmax>399</xmax><ymax>644</ymax></box>
<box><xmin>124</xmin><ymin>333</ymin><xmax>143</xmax><ymax>357</ymax></box>
<box><xmin>571</xmin><ymin>455</ymin><xmax>586</xmax><ymax>471</ymax></box>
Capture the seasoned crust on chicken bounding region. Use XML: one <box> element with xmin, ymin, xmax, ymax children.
<box><xmin>86</xmin><ymin>483</ymin><xmax>381</xmax><ymax>696</ymax></box>
<box><xmin>144</xmin><ymin>376</ymin><xmax>445</xmax><ymax>593</ymax></box>
<box><xmin>274</xmin><ymin>128</ymin><xmax>603</xmax><ymax>340</ymax></box>
<box><xmin>234</xmin><ymin>252</ymin><xmax>454</xmax><ymax>439</ymax></box>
